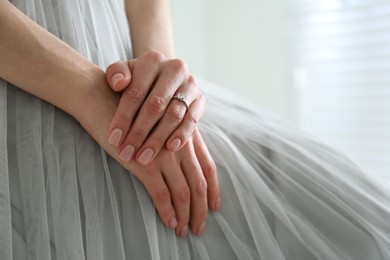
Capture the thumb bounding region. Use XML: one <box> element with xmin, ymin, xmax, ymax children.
<box><xmin>105</xmin><ymin>60</ymin><xmax>133</xmax><ymax>91</ymax></box>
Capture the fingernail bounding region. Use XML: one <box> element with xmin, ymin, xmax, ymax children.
<box><xmin>169</xmin><ymin>217</ymin><xmax>177</xmax><ymax>229</ymax></box>
<box><xmin>108</xmin><ymin>128</ymin><xmax>123</xmax><ymax>147</ymax></box>
<box><xmin>112</xmin><ymin>73</ymin><xmax>124</xmax><ymax>89</ymax></box>
<box><xmin>214</xmin><ymin>197</ymin><xmax>221</xmax><ymax>211</ymax></box>
<box><xmin>179</xmin><ymin>225</ymin><xmax>189</xmax><ymax>237</ymax></box>
<box><xmin>197</xmin><ymin>221</ymin><xmax>206</xmax><ymax>236</ymax></box>
<box><xmin>119</xmin><ymin>145</ymin><xmax>135</xmax><ymax>163</ymax></box>
<box><xmin>170</xmin><ymin>138</ymin><xmax>181</xmax><ymax>151</ymax></box>
<box><xmin>138</xmin><ymin>148</ymin><xmax>154</xmax><ymax>165</ymax></box>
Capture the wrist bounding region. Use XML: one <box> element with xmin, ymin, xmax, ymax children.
<box><xmin>70</xmin><ymin>69</ymin><xmax>141</xmax><ymax>175</ymax></box>
<box><xmin>73</xmin><ymin>71</ymin><xmax>120</xmax><ymax>136</ymax></box>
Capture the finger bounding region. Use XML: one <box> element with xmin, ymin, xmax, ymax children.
<box><xmin>193</xmin><ymin>129</ymin><xmax>221</xmax><ymax>211</ymax></box>
<box><xmin>105</xmin><ymin>61</ymin><xmax>133</xmax><ymax>91</ymax></box>
<box><xmin>122</xmin><ymin>59</ymin><xmax>188</xmax><ymax>165</ymax></box>
<box><xmin>180</xmin><ymin>140</ymin><xmax>208</xmax><ymax>236</ymax></box>
<box><xmin>136</xmin><ymin>75</ymin><xmax>199</xmax><ymax>165</ymax></box>
<box><xmin>161</xmin><ymin>154</ymin><xmax>191</xmax><ymax>237</ymax></box>
<box><xmin>167</xmin><ymin>92</ymin><xmax>205</xmax><ymax>152</ymax></box>
<box><xmin>108</xmin><ymin>53</ymin><xmax>162</xmax><ymax>150</ymax></box>
<box><xmin>137</xmin><ymin>167</ymin><xmax>178</xmax><ymax>230</ymax></box>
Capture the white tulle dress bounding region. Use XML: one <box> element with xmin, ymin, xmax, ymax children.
<box><xmin>1</xmin><ymin>0</ymin><xmax>390</xmax><ymax>259</ymax></box>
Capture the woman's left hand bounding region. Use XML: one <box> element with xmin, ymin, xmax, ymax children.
<box><xmin>105</xmin><ymin>51</ymin><xmax>205</xmax><ymax>166</ymax></box>
<box><xmin>130</xmin><ymin>127</ymin><xmax>221</xmax><ymax>237</ymax></box>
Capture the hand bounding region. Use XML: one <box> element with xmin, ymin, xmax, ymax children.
<box><xmin>105</xmin><ymin>51</ymin><xmax>205</xmax><ymax>166</ymax></box>
<box><xmin>131</xmin><ymin>128</ymin><xmax>221</xmax><ymax>237</ymax></box>
<box><xmin>79</xmin><ymin>75</ymin><xmax>220</xmax><ymax>237</ymax></box>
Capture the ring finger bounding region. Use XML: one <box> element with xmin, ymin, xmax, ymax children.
<box><xmin>136</xmin><ymin>76</ymin><xmax>199</xmax><ymax>165</ymax></box>
<box><xmin>180</xmin><ymin>140</ymin><xmax>208</xmax><ymax>236</ymax></box>
<box><xmin>161</xmin><ymin>155</ymin><xmax>192</xmax><ymax>237</ymax></box>
<box><xmin>166</xmin><ymin>92</ymin><xmax>205</xmax><ymax>152</ymax></box>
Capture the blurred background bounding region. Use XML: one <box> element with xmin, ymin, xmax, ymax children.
<box><xmin>171</xmin><ymin>0</ymin><xmax>390</xmax><ymax>187</ymax></box>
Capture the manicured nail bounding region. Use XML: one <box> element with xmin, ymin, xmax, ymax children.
<box><xmin>179</xmin><ymin>225</ymin><xmax>189</xmax><ymax>237</ymax></box>
<box><xmin>169</xmin><ymin>217</ymin><xmax>177</xmax><ymax>229</ymax></box>
<box><xmin>214</xmin><ymin>197</ymin><xmax>221</xmax><ymax>211</ymax></box>
<box><xmin>108</xmin><ymin>128</ymin><xmax>123</xmax><ymax>147</ymax></box>
<box><xmin>138</xmin><ymin>148</ymin><xmax>154</xmax><ymax>165</ymax></box>
<box><xmin>170</xmin><ymin>138</ymin><xmax>181</xmax><ymax>151</ymax></box>
<box><xmin>112</xmin><ymin>73</ymin><xmax>124</xmax><ymax>89</ymax></box>
<box><xmin>119</xmin><ymin>145</ymin><xmax>135</xmax><ymax>163</ymax></box>
<box><xmin>197</xmin><ymin>221</ymin><xmax>206</xmax><ymax>236</ymax></box>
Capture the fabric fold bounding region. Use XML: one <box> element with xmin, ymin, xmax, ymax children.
<box><xmin>2</xmin><ymin>0</ymin><xmax>390</xmax><ymax>259</ymax></box>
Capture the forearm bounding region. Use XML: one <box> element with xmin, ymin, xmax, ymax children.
<box><xmin>0</xmin><ymin>1</ymin><xmax>137</xmax><ymax>171</ymax></box>
<box><xmin>125</xmin><ymin>0</ymin><xmax>175</xmax><ymax>58</ymax></box>
<box><xmin>0</xmin><ymin>1</ymin><xmax>102</xmax><ymax>121</ymax></box>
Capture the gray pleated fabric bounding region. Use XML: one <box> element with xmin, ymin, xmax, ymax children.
<box><xmin>1</xmin><ymin>0</ymin><xmax>390</xmax><ymax>259</ymax></box>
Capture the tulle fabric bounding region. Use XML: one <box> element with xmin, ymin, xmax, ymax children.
<box><xmin>1</xmin><ymin>0</ymin><xmax>390</xmax><ymax>259</ymax></box>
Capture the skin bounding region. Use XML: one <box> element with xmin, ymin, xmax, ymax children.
<box><xmin>125</xmin><ymin>0</ymin><xmax>175</xmax><ymax>58</ymax></box>
<box><xmin>106</xmin><ymin>53</ymin><xmax>206</xmax><ymax>166</ymax></box>
<box><xmin>0</xmin><ymin>0</ymin><xmax>220</xmax><ymax>236</ymax></box>
<box><xmin>107</xmin><ymin>0</ymin><xmax>206</xmax><ymax>166</ymax></box>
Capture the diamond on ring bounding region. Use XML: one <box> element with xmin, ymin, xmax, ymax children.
<box><xmin>172</xmin><ymin>93</ymin><xmax>189</xmax><ymax>111</ymax></box>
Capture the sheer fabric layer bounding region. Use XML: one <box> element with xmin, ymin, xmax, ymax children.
<box><xmin>1</xmin><ymin>0</ymin><xmax>389</xmax><ymax>259</ymax></box>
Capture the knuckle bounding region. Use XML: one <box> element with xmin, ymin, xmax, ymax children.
<box><xmin>155</xmin><ymin>187</ymin><xmax>171</xmax><ymax>203</ymax></box>
<box><xmin>144</xmin><ymin>51</ymin><xmax>165</xmax><ymax>64</ymax></box>
<box><xmin>168</xmin><ymin>106</ymin><xmax>185</xmax><ymax>125</ymax></box>
<box><xmin>194</xmin><ymin>209</ymin><xmax>208</xmax><ymax>222</ymax></box>
<box><xmin>177</xmin><ymin>186</ymin><xmax>191</xmax><ymax>203</ymax></box>
<box><xmin>204</xmin><ymin>161</ymin><xmax>217</xmax><ymax>180</ymax></box>
<box><xmin>147</xmin><ymin>96</ymin><xmax>166</xmax><ymax>116</ymax></box>
<box><xmin>187</xmin><ymin>111</ymin><xmax>200</xmax><ymax>125</ymax></box>
<box><xmin>187</xmin><ymin>74</ymin><xmax>198</xmax><ymax>86</ymax></box>
<box><xmin>148</xmin><ymin>135</ymin><xmax>165</xmax><ymax>149</ymax></box>
<box><xmin>168</xmin><ymin>59</ymin><xmax>188</xmax><ymax>75</ymax></box>
<box><xmin>124</xmin><ymin>86</ymin><xmax>144</xmax><ymax>103</ymax></box>
<box><xmin>195</xmin><ymin>177</ymin><xmax>208</xmax><ymax>197</ymax></box>
<box><xmin>129</xmin><ymin>130</ymin><xmax>145</xmax><ymax>144</ymax></box>
<box><xmin>113</xmin><ymin>111</ymin><xmax>129</xmax><ymax>124</ymax></box>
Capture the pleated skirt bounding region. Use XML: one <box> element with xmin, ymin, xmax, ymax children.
<box><xmin>0</xmin><ymin>0</ymin><xmax>389</xmax><ymax>259</ymax></box>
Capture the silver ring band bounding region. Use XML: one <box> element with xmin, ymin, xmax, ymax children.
<box><xmin>172</xmin><ymin>93</ymin><xmax>189</xmax><ymax>111</ymax></box>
